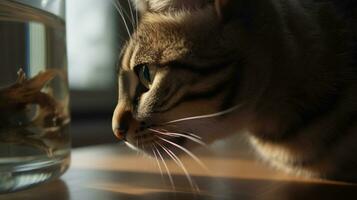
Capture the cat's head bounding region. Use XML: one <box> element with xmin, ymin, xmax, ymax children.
<box><xmin>112</xmin><ymin>0</ymin><xmax>261</xmax><ymax>155</ymax></box>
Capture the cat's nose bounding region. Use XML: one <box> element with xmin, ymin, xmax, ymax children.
<box><xmin>114</xmin><ymin>121</ymin><xmax>129</xmax><ymax>140</ymax></box>
<box><xmin>112</xmin><ymin>106</ymin><xmax>132</xmax><ymax>141</ymax></box>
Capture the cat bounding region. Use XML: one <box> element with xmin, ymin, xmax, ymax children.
<box><xmin>112</xmin><ymin>0</ymin><xmax>357</xmax><ymax>182</ymax></box>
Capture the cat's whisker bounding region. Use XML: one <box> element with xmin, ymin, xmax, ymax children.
<box><xmin>162</xmin><ymin>104</ymin><xmax>243</xmax><ymax>124</ymax></box>
<box><xmin>135</xmin><ymin>0</ymin><xmax>139</xmax><ymax>29</ymax></box>
<box><xmin>188</xmin><ymin>133</ymin><xmax>202</xmax><ymax>140</ymax></box>
<box><xmin>156</xmin><ymin>141</ymin><xmax>200</xmax><ymax>193</ymax></box>
<box><xmin>156</xmin><ymin>136</ymin><xmax>209</xmax><ymax>172</ymax></box>
<box><xmin>117</xmin><ymin>0</ymin><xmax>136</xmax><ymax>30</ymax></box>
<box><xmin>126</xmin><ymin>0</ymin><xmax>136</xmax><ymax>28</ymax></box>
<box><xmin>160</xmin><ymin>128</ymin><xmax>202</xmax><ymax>140</ymax></box>
<box><xmin>150</xmin><ymin>128</ymin><xmax>180</xmax><ymax>138</ymax></box>
<box><xmin>112</xmin><ymin>0</ymin><xmax>132</xmax><ymax>39</ymax></box>
<box><xmin>155</xmin><ymin>130</ymin><xmax>205</xmax><ymax>145</ymax></box>
<box><xmin>149</xmin><ymin>128</ymin><xmax>207</xmax><ymax>147</ymax></box>
<box><xmin>154</xmin><ymin>143</ymin><xmax>176</xmax><ymax>191</ymax></box>
<box><xmin>113</xmin><ymin>0</ymin><xmax>134</xmax><ymax>27</ymax></box>
<box><xmin>151</xmin><ymin>144</ymin><xmax>165</xmax><ymax>185</ymax></box>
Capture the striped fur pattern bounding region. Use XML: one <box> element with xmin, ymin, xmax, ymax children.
<box><xmin>112</xmin><ymin>0</ymin><xmax>357</xmax><ymax>182</ymax></box>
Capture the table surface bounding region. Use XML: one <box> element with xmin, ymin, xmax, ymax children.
<box><xmin>1</xmin><ymin>136</ymin><xmax>357</xmax><ymax>200</ymax></box>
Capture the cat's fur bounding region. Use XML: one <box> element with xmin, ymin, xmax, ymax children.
<box><xmin>113</xmin><ymin>0</ymin><xmax>357</xmax><ymax>181</ymax></box>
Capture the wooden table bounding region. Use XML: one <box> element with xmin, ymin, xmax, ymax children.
<box><xmin>1</xmin><ymin>136</ymin><xmax>357</xmax><ymax>200</ymax></box>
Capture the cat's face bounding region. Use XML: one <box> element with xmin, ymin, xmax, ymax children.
<box><xmin>112</xmin><ymin>0</ymin><xmax>244</xmax><ymax>155</ymax></box>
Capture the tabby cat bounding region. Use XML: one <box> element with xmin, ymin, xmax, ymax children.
<box><xmin>112</xmin><ymin>0</ymin><xmax>357</xmax><ymax>182</ymax></box>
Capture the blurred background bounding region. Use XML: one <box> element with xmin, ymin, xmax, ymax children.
<box><xmin>66</xmin><ymin>0</ymin><xmax>133</xmax><ymax>147</ymax></box>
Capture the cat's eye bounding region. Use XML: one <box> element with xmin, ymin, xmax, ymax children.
<box><xmin>136</xmin><ymin>64</ymin><xmax>152</xmax><ymax>88</ymax></box>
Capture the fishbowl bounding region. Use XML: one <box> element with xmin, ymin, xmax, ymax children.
<box><xmin>0</xmin><ymin>0</ymin><xmax>70</xmax><ymax>193</ymax></box>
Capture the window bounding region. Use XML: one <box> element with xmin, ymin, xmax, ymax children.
<box><xmin>66</xmin><ymin>0</ymin><xmax>132</xmax><ymax>146</ymax></box>
<box><xmin>67</xmin><ymin>0</ymin><xmax>118</xmax><ymax>114</ymax></box>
